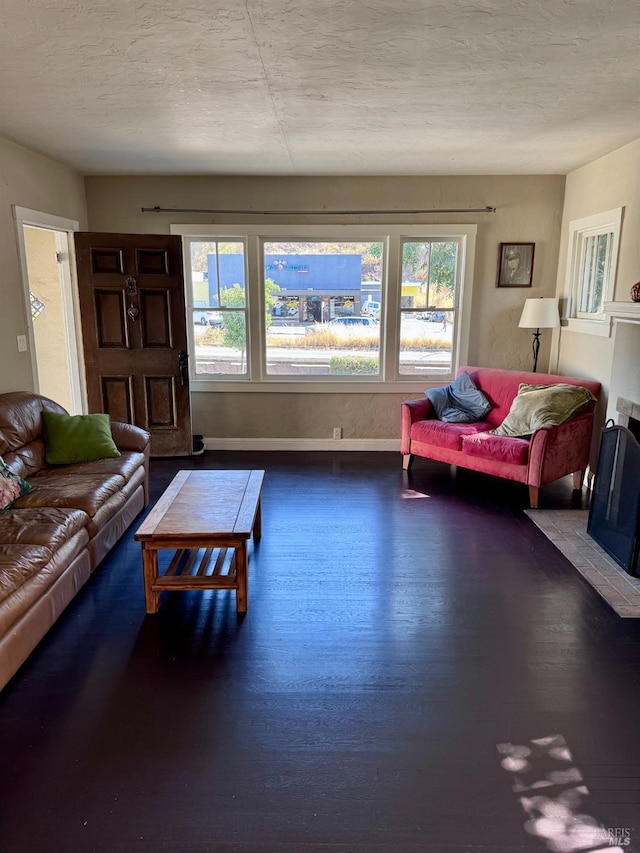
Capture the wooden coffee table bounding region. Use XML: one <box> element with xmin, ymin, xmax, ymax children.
<box><xmin>134</xmin><ymin>469</ymin><xmax>264</xmax><ymax>614</ymax></box>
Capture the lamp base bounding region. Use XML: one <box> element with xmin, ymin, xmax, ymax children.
<box><xmin>532</xmin><ymin>328</ymin><xmax>541</xmax><ymax>372</ymax></box>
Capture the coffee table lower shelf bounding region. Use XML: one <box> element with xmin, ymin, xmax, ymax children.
<box><xmin>142</xmin><ymin>544</ymin><xmax>247</xmax><ymax>613</ymax></box>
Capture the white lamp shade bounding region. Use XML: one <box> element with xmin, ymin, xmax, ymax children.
<box><xmin>518</xmin><ymin>297</ymin><xmax>560</xmax><ymax>329</ymax></box>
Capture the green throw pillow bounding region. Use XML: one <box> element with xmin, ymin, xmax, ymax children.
<box><xmin>42</xmin><ymin>411</ymin><xmax>120</xmax><ymax>465</ymax></box>
<box><xmin>493</xmin><ymin>383</ymin><xmax>595</xmax><ymax>438</ymax></box>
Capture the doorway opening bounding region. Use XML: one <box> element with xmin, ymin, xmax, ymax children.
<box><xmin>14</xmin><ymin>207</ymin><xmax>84</xmax><ymax>413</ymax></box>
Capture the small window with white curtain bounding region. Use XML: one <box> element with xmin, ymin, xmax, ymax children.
<box><xmin>566</xmin><ymin>207</ymin><xmax>622</xmax><ymax>325</ymax></box>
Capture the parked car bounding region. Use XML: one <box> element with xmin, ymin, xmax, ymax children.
<box><xmin>362</xmin><ymin>301</ymin><xmax>381</xmax><ymax>317</ymax></box>
<box><xmin>194</xmin><ymin>311</ymin><xmax>223</xmax><ymax>327</ymax></box>
<box><xmin>305</xmin><ymin>315</ymin><xmax>380</xmax><ymax>335</ymax></box>
<box><xmin>419</xmin><ymin>310</ymin><xmax>445</xmax><ymax>322</ymax></box>
<box><xmin>329</xmin><ymin>316</ymin><xmax>379</xmax><ymax>327</ymax></box>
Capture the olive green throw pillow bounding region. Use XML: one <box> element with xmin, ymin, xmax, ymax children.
<box><xmin>493</xmin><ymin>383</ymin><xmax>595</xmax><ymax>438</ymax></box>
<box><xmin>42</xmin><ymin>411</ymin><xmax>120</xmax><ymax>465</ymax></box>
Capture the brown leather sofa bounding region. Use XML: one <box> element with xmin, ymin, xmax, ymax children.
<box><xmin>0</xmin><ymin>391</ymin><xmax>150</xmax><ymax>690</ymax></box>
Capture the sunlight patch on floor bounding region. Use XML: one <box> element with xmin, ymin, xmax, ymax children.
<box><xmin>401</xmin><ymin>488</ymin><xmax>430</xmax><ymax>499</ymax></box>
<box><xmin>497</xmin><ymin>734</ymin><xmax>631</xmax><ymax>851</ymax></box>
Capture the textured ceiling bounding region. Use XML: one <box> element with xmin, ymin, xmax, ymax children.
<box><xmin>0</xmin><ymin>0</ymin><xmax>639</xmax><ymax>176</ymax></box>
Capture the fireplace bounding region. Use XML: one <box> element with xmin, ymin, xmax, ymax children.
<box><xmin>587</xmin><ymin>408</ymin><xmax>640</xmax><ymax>577</ymax></box>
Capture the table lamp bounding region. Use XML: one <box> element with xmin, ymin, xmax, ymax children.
<box><xmin>518</xmin><ymin>297</ymin><xmax>560</xmax><ymax>372</ymax></box>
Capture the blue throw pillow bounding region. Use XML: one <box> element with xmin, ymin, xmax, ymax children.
<box><xmin>426</xmin><ymin>371</ymin><xmax>492</xmax><ymax>423</ymax></box>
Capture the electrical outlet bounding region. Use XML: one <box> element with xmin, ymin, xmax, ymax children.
<box><xmin>17</xmin><ymin>335</ymin><xmax>27</xmax><ymax>352</ymax></box>
<box><xmin>333</xmin><ymin>427</ymin><xmax>342</xmax><ymax>440</ymax></box>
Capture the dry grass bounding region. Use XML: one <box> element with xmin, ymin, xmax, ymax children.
<box><xmin>197</xmin><ymin>327</ymin><xmax>451</xmax><ymax>351</ymax></box>
<box><xmin>273</xmin><ymin>332</ymin><xmax>451</xmax><ymax>351</ymax></box>
<box><xmin>398</xmin><ymin>335</ymin><xmax>451</xmax><ymax>352</ymax></box>
<box><xmin>278</xmin><ymin>329</ymin><xmax>378</xmax><ymax>349</ymax></box>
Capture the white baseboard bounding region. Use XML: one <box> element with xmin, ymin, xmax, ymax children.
<box><xmin>203</xmin><ymin>437</ymin><xmax>400</xmax><ymax>452</ymax></box>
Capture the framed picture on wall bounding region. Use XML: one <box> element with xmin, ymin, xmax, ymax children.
<box><xmin>496</xmin><ymin>242</ymin><xmax>535</xmax><ymax>287</ymax></box>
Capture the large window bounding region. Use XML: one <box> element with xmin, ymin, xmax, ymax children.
<box><xmin>176</xmin><ymin>225</ymin><xmax>476</xmax><ymax>388</ymax></box>
<box><xmin>565</xmin><ymin>207</ymin><xmax>622</xmax><ymax>329</ymax></box>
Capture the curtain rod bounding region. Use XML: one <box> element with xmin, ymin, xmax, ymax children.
<box><xmin>141</xmin><ymin>205</ymin><xmax>496</xmax><ymax>216</ymax></box>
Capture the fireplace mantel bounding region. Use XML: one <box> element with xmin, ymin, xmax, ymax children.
<box><xmin>604</xmin><ymin>302</ymin><xmax>640</xmax><ymax>424</ymax></box>
<box><xmin>605</xmin><ymin>301</ymin><xmax>640</xmax><ymax>322</ymax></box>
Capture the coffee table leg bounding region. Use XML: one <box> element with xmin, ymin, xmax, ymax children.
<box><xmin>235</xmin><ymin>544</ymin><xmax>248</xmax><ymax>613</ymax></box>
<box><xmin>253</xmin><ymin>497</ymin><xmax>262</xmax><ymax>541</ymax></box>
<box><xmin>142</xmin><ymin>547</ymin><xmax>160</xmax><ymax>614</ymax></box>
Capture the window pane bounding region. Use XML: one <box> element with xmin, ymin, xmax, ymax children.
<box><xmin>194</xmin><ymin>311</ymin><xmax>247</xmax><ymax>376</ymax></box>
<box><xmin>593</xmin><ymin>233</ymin><xmax>611</xmax><ymax>311</ymax></box>
<box><xmin>579</xmin><ymin>232</ymin><xmax>612</xmax><ymax>314</ymax></box>
<box><xmin>398</xmin><ymin>311</ymin><xmax>453</xmax><ymax>377</ymax></box>
<box><xmin>190</xmin><ymin>240</ymin><xmax>248</xmax><ymax>375</ymax></box>
<box><xmin>263</xmin><ymin>241</ymin><xmax>382</xmax><ymax>377</ymax></box>
<box><xmin>399</xmin><ymin>240</ymin><xmax>457</xmax><ymax>376</ymax></box>
<box><xmin>402</xmin><ymin>241</ymin><xmax>457</xmax><ymax>310</ymax></box>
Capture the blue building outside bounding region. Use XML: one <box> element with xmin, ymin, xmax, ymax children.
<box><xmin>206</xmin><ymin>253</ymin><xmax>379</xmax><ymax>319</ymax></box>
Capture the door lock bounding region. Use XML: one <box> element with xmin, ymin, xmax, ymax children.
<box><xmin>178</xmin><ymin>350</ymin><xmax>188</xmax><ymax>385</ymax></box>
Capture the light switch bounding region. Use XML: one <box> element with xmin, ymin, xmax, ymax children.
<box><xmin>17</xmin><ymin>335</ymin><xmax>27</xmax><ymax>352</ymax></box>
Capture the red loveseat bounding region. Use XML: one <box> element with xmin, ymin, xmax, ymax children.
<box><xmin>401</xmin><ymin>366</ymin><xmax>601</xmax><ymax>508</ymax></box>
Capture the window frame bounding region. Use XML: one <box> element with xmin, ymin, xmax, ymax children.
<box><xmin>172</xmin><ymin>223</ymin><xmax>477</xmax><ymax>392</ymax></box>
<box><xmin>564</xmin><ymin>207</ymin><xmax>622</xmax><ymax>335</ymax></box>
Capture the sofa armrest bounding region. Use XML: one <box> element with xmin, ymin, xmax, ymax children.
<box><xmin>401</xmin><ymin>397</ymin><xmax>434</xmax><ymax>455</ymax></box>
<box><xmin>527</xmin><ymin>411</ymin><xmax>595</xmax><ymax>487</ymax></box>
<box><xmin>111</xmin><ymin>421</ymin><xmax>151</xmax><ymax>453</ymax></box>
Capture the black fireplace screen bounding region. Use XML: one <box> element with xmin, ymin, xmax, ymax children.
<box><xmin>587</xmin><ymin>423</ymin><xmax>640</xmax><ymax>577</ymax></box>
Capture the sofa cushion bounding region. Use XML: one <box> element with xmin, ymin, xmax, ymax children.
<box><xmin>0</xmin><ymin>457</ymin><xmax>32</xmax><ymax>513</ymax></box>
<box><xmin>493</xmin><ymin>383</ymin><xmax>596</xmax><ymax>438</ymax></box>
<box><xmin>462</xmin><ymin>432</ymin><xmax>530</xmax><ymax>466</ymax></box>
<box><xmin>411</xmin><ymin>419</ymin><xmax>490</xmax><ymax>451</ymax></box>
<box><xmin>0</xmin><ymin>533</ymin><xmax>90</xmax><ymax>636</ymax></box>
<box><xmin>0</xmin><ymin>507</ymin><xmax>89</xmax><ymax>548</ymax></box>
<box><xmin>42</xmin><ymin>411</ymin><xmax>120</xmax><ymax>465</ymax></box>
<box><xmin>0</xmin><ymin>545</ymin><xmax>52</xmax><ymax>604</ymax></box>
<box><xmin>14</xmin><ymin>473</ymin><xmax>125</xmax><ymax>518</ymax></box>
<box><xmin>33</xmin><ymin>450</ymin><xmax>145</xmax><ymax>483</ymax></box>
<box><xmin>426</xmin><ymin>371</ymin><xmax>493</xmax><ymax>423</ymax></box>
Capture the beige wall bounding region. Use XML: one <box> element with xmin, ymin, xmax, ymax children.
<box><xmin>86</xmin><ymin>174</ymin><xmax>564</xmax><ymax>441</ymax></box>
<box><xmin>190</xmin><ymin>390</ymin><xmax>409</xmax><ymax>441</ymax></box>
<box><xmin>556</xmin><ymin>138</ymin><xmax>640</xmax><ymax>304</ymax></box>
<box><xmin>554</xmin><ymin>138</ymin><xmax>640</xmax><ymax>415</ymax></box>
<box><xmin>0</xmin><ymin>136</ymin><xmax>87</xmax><ymax>392</ymax></box>
<box><xmin>6</xmin><ymin>131</ymin><xmax>638</xmax><ymax>444</ymax></box>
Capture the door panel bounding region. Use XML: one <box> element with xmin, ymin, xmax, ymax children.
<box><xmin>102</xmin><ymin>377</ymin><xmax>134</xmax><ymax>424</ymax></box>
<box><xmin>140</xmin><ymin>290</ymin><xmax>171</xmax><ymax>346</ymax></box>
<box><xmin>75</xmin><ymin>233</ymin><xmax>191</xmax><ymax>457</ymax></box>
<box><xmin>95</xmin><ymin>290</ymin><xmax>128</xmax><ymax>347</ymax></box>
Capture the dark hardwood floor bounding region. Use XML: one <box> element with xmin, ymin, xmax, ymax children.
<box><xmin>1</xmin><ymin>452</ymin><xmax>639</xmax><ymax>853</ymax></box>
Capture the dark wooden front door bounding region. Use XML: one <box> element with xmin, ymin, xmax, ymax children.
<box><xmin>74</xmin><ymin>233</ymin><xmax>191</xmax><ymax>457</ymax></box>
